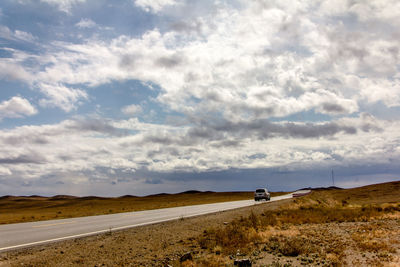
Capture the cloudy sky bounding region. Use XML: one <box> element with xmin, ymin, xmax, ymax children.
<box><xmin>0</xmin><ymin>0</ymin><xmax>399</xmax><ymax>196</ymax></box>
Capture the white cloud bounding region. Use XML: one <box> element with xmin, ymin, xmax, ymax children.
<box><xmin>0</xmin><ymin>26</ymin><xmax>36</xmax><ymax>42</ymax></box>
<box><xmin>5</xmin><ymin>1</ymin><xmax>400</xmax><ymax>116</ymax></box>
<box><xmin>122</xmin><ymin>104</ymin><xmax>143</xmax><ymax>116</ymax></box>
<box><xmin>0</xmin><ymin>166</ymin><xmax>12</xmax><ymax>176</ymax></box>
<box><xmin>0</xmin><ymin>25</ymin><xmax>13</xmax><ymax>40</ymax></box>
<box><xmin>134</xmin><ymin>0</ymin><xmax>180</xmax><ymax>13</ymax></box>
<box><xmin>0</xmin><ymin>59</ymin><xmax>33</xmax><ymax>81</ymax></box>
<box><xmin>0</xmin><ymin>96</ymin><xmax>37</xmax><ymax>120</ymax></box>
<box><xmin>16</xmin><ymin>0</ymin><xmax>395</xmax><ymax>119</ymax></box>
<box><xmin>14</xmin><ymin>30</ymin><xmax>36</xmax><ymax>42</ymax></box>
<box><xmin>38</xmin><ymin>83</ymin><xmax>88</xmax><ymax>112</ymax></box>
<box><xmin>75</xmin><ymin>18</ymin><xmax>96</xmax><ymax>28</ymax></box>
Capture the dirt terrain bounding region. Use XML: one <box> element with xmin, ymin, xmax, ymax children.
<box><xmin>0</xmin><ymin>181</ymin><xmax>399</xmax><ymax>266</ymax></box>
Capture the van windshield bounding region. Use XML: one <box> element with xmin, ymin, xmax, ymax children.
<box><xmin>256</xmin><ymin>189</ymin><xmax>265</xmax><ymax>193</ymax></box>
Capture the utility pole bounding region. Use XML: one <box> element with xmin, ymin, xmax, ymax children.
<box><xmin>331</xmin><ymin>169</ymin><xmax>335</xmax><ymax>187</ymax></box>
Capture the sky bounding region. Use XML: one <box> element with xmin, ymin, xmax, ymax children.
<box><xmin>0</xmin><ymin>0</ymin><xmax>399</xmax><ymax>196</ymax></box>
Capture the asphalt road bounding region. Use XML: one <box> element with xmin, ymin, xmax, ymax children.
<box><xmin>0</xmin><ymin>191</ymin><xmax>309</xmax><ymax>252</ymax></box>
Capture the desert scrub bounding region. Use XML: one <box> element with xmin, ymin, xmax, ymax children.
<box><xmin>265</xmin><ymin>236</ymin><xmax>316</xmax><ymax>257</ymax></box>
<box><xmin>198</xmin><ymin>219</ymin><xmax>261</xmax><ymax>254</ymax></box>
<box><xmin>351</xmin><ymin>223</ymin><xmax>392</xmax><ymax>253</ymax></box>
<box><xmin>197</xmin><ymin>201</ymin><xmax>400</xmax><ymax>264</ymax></box>
<box><xmin>267</xmin><ymin>204</ymin><xmax>400</xmax><ymax>225</ymax></box>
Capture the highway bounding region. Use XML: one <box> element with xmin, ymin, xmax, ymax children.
<box><xmin>0</xmin><ymin>190</ymin><xmax>309</xmax><ymax>252</ymax></box>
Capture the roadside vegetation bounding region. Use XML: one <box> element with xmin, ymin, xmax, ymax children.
<box><xmin>195</xmin><ymin>181</ymin><xmax>400</xmax><ymax>266</ymax></box>
<box><xmin>0</xmin><ymin>191</ymin><xmax>285</xmax><ymax>224</ymax></box>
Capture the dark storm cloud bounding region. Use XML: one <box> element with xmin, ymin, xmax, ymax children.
<box><xmin>170</xmin><ymin>19</ymin><xmax>204</xmax><ymax>35</ymax></box>
<box><xmin>67</xmin><ymin>118</ymin><xmax>127</xmax><ymax>136</ymax></box>
<box><xmin>3</xmin><ymin>135</ymin><xmax>49</xmax><ymax>145</ymax></box>
<box><xmin>144</xmin><ymin>135</ymin><xmax>175</xmax><ymax>145</ymax></box>
<box><xmin>327</xmin><ymin>28</ymin><xmax>370</xmax><ymax>62</ymax></box>
<box><xmin>155</xmin><ymin>54</ymin><xmax>183</xmax><ymax>68</ymax></box>
<box><xmin>0</xmin><ymin>119</ymin><xmax>125</xmax><ymax>149</ymax></box>
<box><xmin>359</xmin><ymin>113</ymin><xmax>383</xmax><ymax>133</ymax></box>
<box><xmin>140</xmin><ymin>118</ymin><xmax>359</xmax><ymax>149</ymax></box>
<box><xmin>118</xmin><ymin>54</ymin><xmax>140</xmax><ymax>69</ymax></box>
<box><xmin>321</xmin><ymin>103</ymin><xmax>346</xmax><ymax>114</ymax></box>
<box><xmin>0</xmin><ymin>154</ymin><xmax>44</xmax><ymax>164</ymax></box>
<box><xmin>134</xmin><ymin>161</ymin><xmax>400</xmax><ymax>193</ymax></box>
<box><xmin>210</xmin><ymin>139</ymin><xmax>242</xmax><ymax>148</ymax></box>
<box><xmin>282</xmin><ymin>121</ymin><xmax>357</xmax><ymax>138</ymax></box>
<box><xmin>145</xmin><ymin>178</ymin><xmax>163</xmax><ymax>184</ymax></box>
<box><xmin>189</xmin><ymin>119</ymin><xmax>358</xmax><ymax>141</ymax></box>
<box><xmin>361</xmin><ymin>123</ymin><xmax>382</xmax><ymax>133</ymax></box>
<box><xmin>187</xmin><ymin>126</ymin><xmax>221</xmax><ymax>139</ymax></box>
<box><xmin>204</xmin><ymin>91</ymin><xmax>223</xmax><ymax>102</ymax></box>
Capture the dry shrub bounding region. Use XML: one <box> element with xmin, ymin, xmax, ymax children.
<box><xmin>196</xmin><ymin>187</ymin><xmax>400</xmax><ymax>263</ymax></box>
<box><xmin>181</xmin><ymin>260</ymin><xmax>196</xmax><ymax>267</ymax></box>
<box><xmin>383</xmin><ymin>203</ymin><xmax>400</xmax><ymax>213</ymax></box>
<box><xmin>326</xmin><ymin>253</ymin><xmax>341</xmax><ymax>266</ymax></box>
<box><xmin>272</xmin><ymin>205</ymin><xmax>387</xmax><ymax>225</ymax></box>
<box><xmin>259</xmin><ymin>227</ymin><xmax>300</xmax><ymax>240</ymax></box>
<box><xmin>352</xmin><ymin>230</ymin><xmax>390</xmax><ymax>253</ymax></box>
<box><xmin>247</xmin><ymin>211</ymin><xmax>259</xmax><ymax>230</ymax></box>
<box><xmin>359</xmin><ymin>240</ymin><xmax>389</xmax><ymax>252</ymax></box>
<box><xmin>198</xmin><ymin>218</ymin><xmax>261</xmax><ymax>254</ymax></box>
<box><xmin>198</xmin><ymin>204</ymin><xmax>394</xmax><ymax>256</ymax></box>
<box><xmin>216</xmin><ymin>222</ymin><xmax>249</xmax><ymax>248</ymax></box>
<box><xmin>266</xmin><ymin>236</ymin><xmax>317</xmax><ymax>257</ymax></box>
<box><xmin>278</xmin><ymin>236</ymin><xmax>307</xmax><ymax>256</ymax></box>
<box><xmin>324</xmin><ymin>239</ymin><xmax>347</xmax><ymax>257</ymax></box>
<box><xmin>237</xmin><ymin>211</ymin><xmax>261</xmax><ymax>230</ymax></box>
<box><xmin>197</xmin><ymin>254</ymin><xmax>228</xmax><ymax>266</ymax></box>
<box><xmin>215</xmin><ymin>221</ymin><xmax>260</xmax><ymax>251</ymax></box>
<box><xmin>260</xmin><ymin>210</ymin><xmax>278</xmax><ymax>226</ymax></box>
<box><xmin>198</xmin><ymin>228</ymin><xmax>217</xmax><ymax>249</ymax></box>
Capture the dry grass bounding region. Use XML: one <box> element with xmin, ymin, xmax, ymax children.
<box><xmin>0</xmin><ymin>191</ymin><xmax>287</xmax><ymax>224</ymax></box>
<box><xmin>294</xmin><ymin>180</ymin><xmax>400</xmax><ymax>208</ymax></box>
<box><xmin>197</xmin><ymin>181</ymin><xmax>400</xmax><ymax>266</ymax></box>
<box><xmin>197</xmin><ymin>203</ymin><xmax>400</xmax><ymax>253</ymax></box>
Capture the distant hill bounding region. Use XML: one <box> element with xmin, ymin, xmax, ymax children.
<box><xmin>299</xmin><ymin>186</ymin><xmax>343</xmax><ymax>191</ymax></box>
<box><xmin>178</xmin><ymin>190</ymin><xmax>204</xmax><ymax>194</ymax></box>
<box><xmin>49</xmin><ymin>195</ymin><xmax>78</xmax><ymax>200</ymax></box>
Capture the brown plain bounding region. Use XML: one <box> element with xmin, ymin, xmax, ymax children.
<box><xmin>0</xmin><ymin>191</ymin><xmax>286</xmax><ymax>224</ymax></box>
